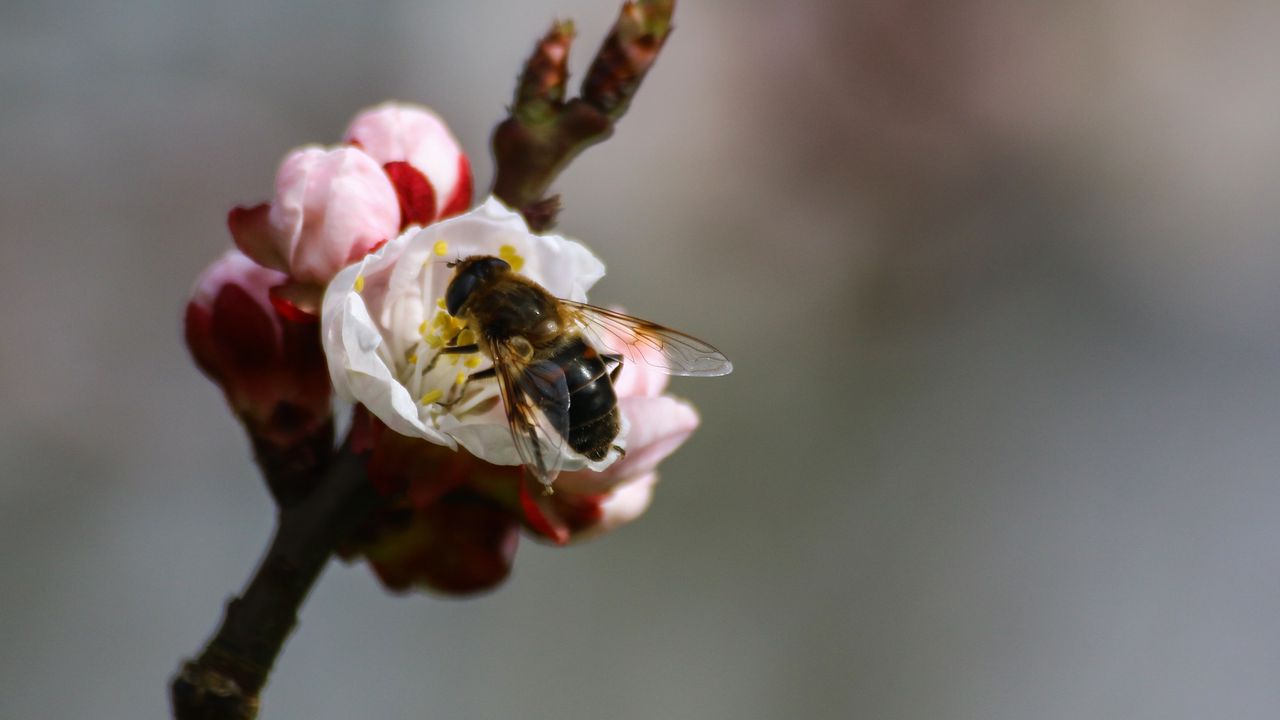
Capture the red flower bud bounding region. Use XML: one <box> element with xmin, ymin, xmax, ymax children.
<box><xmin>185</xmin><ymin>250</ymin><xmax>334</xmax><ymax>501</ymax></box>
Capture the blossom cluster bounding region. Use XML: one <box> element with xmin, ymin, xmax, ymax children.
<box><xmin>185</xmin><ymin>102</ymin><xmax>701</xmax><ymax>594</ymax></box>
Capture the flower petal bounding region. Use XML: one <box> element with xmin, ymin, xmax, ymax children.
<box><xmin>322</xmin><ymin>244</ymin><xmax>455</xmax><ymax>448</ymax></box>
<box><xmin>596</xmin><ymin>472</ymin><xmax>659</xmax><ymax>533</ymax></box>
<box><xmin>344</xmin><ymin>102</ymin><xmax>469</xmax><ymax>219</ymax></box>
<box><xmin>228</xmin><ymin>203</ymin><xmax>287</xmax><ymax>272</ymax></box>
<box><xmin>439</xmin><ymin>154</ymin><xmax>473</xmax><ymax>219</ymax></box>
<box><xmin>555</xmin><ymin>396</ymin><xmax>698</xmax><ymax>495</ymax></box>
<box><xmin>382</xmin><ymin>160</ymin><xmax>437</xmax><ymax>228</ymax></box>
<box><xmin>611</xmin><ymin>353</ymin><xmax>670</xmax><ymax>399</ymax></box>
<box><xmin>269</xmin><ymin>146</ymin><xmax>401</xmax><ymax>284</ymax></box>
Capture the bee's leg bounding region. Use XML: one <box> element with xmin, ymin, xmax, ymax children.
<box><xmin>441</xmin><ymin>344</ymin><xmax>480</xmax><ymax>355</ymax></box>
<box><xmin>611</xmin><ymin>445</ymin><xmax>627</xmax><ymax>458</ymax></box>
<box><xmin>602</xmin><ymin>353</ymin><xmax>625</xmax><ymax>383</ymax></box>
<box><xmin>440</xmin><ymin>366</ymin><xmax>497</xmax><ymax>408</ymax></box>
<box><xmin>423</xmin><ymin>344</ymin><xmax>481</xmax><ymax>375</ymax></box>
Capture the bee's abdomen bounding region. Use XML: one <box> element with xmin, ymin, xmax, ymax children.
<box><xmin>547</xmin><ymin>337</ymin><xmax>619</xmax><ymax>459</ymax></box>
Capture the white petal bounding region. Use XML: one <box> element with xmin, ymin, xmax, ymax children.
<box><xmin>322</xmin><ymin>241</ymin><xmax>455</xmax><ymax>448</ymax></box>
<box><xmin>320</xmin><ymin>198</ymin><xmax>615</xmax><ymax>470</ymax></box>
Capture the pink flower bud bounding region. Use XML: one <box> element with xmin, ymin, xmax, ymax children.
<box><xmin>344</xmin><ymin>102</ymin><xmax>474</xmax><ymax>224</ymax></box>
<box><xmin>229</xmin><ymin>146</ymin><xmax>400</xmax><ymax>287</ymax></box>
<box><xmin>184</xmin><ymin>250</ymin><xmax>332</xmax><ymax>448</ymax></box>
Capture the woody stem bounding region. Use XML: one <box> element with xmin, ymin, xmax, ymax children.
<box><xmin>491</xmin><ymin>0</ymin><xmax>677</xmax><ymax>231</ymax></box>
<box><xmin>169</xmin><ymin>448</ymin><xmax>376</xmax><ymax>720</ymax></box>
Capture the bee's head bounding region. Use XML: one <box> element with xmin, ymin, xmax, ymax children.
<box><xmin>445</xmin><ymin>255</ymin><xmax>511</xmax><ymax>316</ymax></box>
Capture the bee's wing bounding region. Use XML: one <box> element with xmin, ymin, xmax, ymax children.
<box><xmin>491</xmin><ymin>340</ymin><xmax>572</xmax><ymax>486</ymax></box>
<box><xmin>561</xmin><ymin>301</ymin><xmax>733</xmax><ymax>377</ymax></box>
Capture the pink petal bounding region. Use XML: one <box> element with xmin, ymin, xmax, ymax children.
<box><xmin>597</xmin><ymin>472</ymin><xmax>659</xmax><ymax>533</ymax></box>
<box><xmin>611</xmin><ymin>355</ymin><xmax>670</xmax><ymax>399</ymax></box>
<box><xmin>344</xmin><ymin>102</ymin><xmax>467</xmax><ymax>220</ymax></box>
<box><xmin>568</xmin><ymin>473</ymin><xmax>660</xmax><ymax>543</ymax></box>
<box><xmin>269</xmin><ymin>146</ymin><xmax>400</xmax><ymax>284</ymax></box>
<box><xmin>556</xmin><ymin>396</ymin><xmax>699</xmax><ymax>496</ymax></box>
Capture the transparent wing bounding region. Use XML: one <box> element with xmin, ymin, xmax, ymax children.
<box><xmin>491</xmin><ymin>341</ymin><xmax>572</xmax><ymax>486</ymax></box>
<box><xmin>561</xmin><ymin>301</ymin><xmax>734</xmax><ymax>377</ymax></box>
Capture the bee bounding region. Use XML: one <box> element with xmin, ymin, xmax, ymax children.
<box><xmin>441</xmin><ymin>255</ymin><xmax>732</xmax><ymax>486</ymax></box>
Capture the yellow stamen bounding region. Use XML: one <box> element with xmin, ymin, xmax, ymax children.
<box><xmin>436</xmin><ymin>297</ymin><xmax>448</xmax><ymax>310</ymax></box>
<box><xmin>433</xmin><ymin>239</ymin><xmax>449</xmax><ymax>256</ymax></box>
<box><xmin>457</xmin><ymin>328</ymin><xmax>475</xmax><ymax>346</ymax></box>
<box><xmin>406</xmin><ymin>353</ymin><xmax>418</xmax><ymax>365</ymax></box>
<box><xmin>420</xmin><ymin>389</ymin><xmax>443</xmax><ymax>405</ymax></box>
<box><xmin>464</xmin><ymin>356</ymin><xmax>481</xmax><ymax>368</ymax></box>
<box><xmin>455</xmin><ymin>371</ymin><xmax>467</xmax><ymax>386</ymax></box>
<box><xmin>353</xmin><ymin>275</ymin><xmax>365</xmax><ymax>292</ymax></box>
<box><xmin>425</xmin><ymin>335</ymin><xmax>443</xmax><ymax>349</ymax></box>
<box><xmin>418</xmin><ymin>320</ymin><xmax>429</xmax><ymax>336</ymax></box>
<box><xmin>498</xmin><ymin>244</ymin><xmax>525</xmax><ymax>272</ymax></box>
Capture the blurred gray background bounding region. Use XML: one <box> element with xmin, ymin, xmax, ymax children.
<box><xmin>5</xmin><ymin>0</ymin><xmax>1280</xmax><ymax>718</ymax></box>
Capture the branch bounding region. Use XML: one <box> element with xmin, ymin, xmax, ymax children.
<box><xmin>492</xmin><ymin>0</ymin><xmax>677</xmax><ymax>230</ymax></box>
<box><xmin>170</xmin><ymin>447</ymin><xmax>377</xmax><ymax>719</ymax></box>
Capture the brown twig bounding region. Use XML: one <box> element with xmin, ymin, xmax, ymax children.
<box><xmin>170</xmin><ymin>448</ymin><xmax>376</xmax><ymax>719</ymax></box>
<box><xmin>492</xmin><ymin>0</ymin><xmax>677</xmax><ymax>230</ymax></box>
<box><xmin>251</xmin><ymin>419</ymin><xmax>335</xmax><ymax>507</ymax></box>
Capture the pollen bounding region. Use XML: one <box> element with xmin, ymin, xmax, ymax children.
<box><xmin>354</xmin><ymin>275</ymin><xmax>365</xmax><ymax>292</ymax></box>
<box><xmin>464</xmin><ymin>355</ymin><xmax>481</xmax><ymax>368</ymax></box>
<box><xmin>425</xmin><ymin>334</ymin><xmax>443</xmax><ymax>349</ymax></box>
<box><xmin>420</xmin><ymin>389</ymin><xmax>443</xmax><ymax>405</ymax></box>
<box><xmin>406</xmin><ymin>353</ymin><xmax>418</xmax><ymax>365</ymax></box>
<box><xmin>498</xmin><ymin>244</ymin><xmax>525</xmax><ymax>272</ymax></box>
<box><xmin>455</xmin><ymin>371</ymin><xmax>467</xmax><ymax>386</ymax></box>
<box><xmin>433</xmin><ymin>239</ymin><xmax>449</xmax><ymax>256</ymax></box>
<box><xmin>457</xmin><ymin>328</ymin><xmax>475</xmax><ymax>347</ymax></box>
<box><xmin>437</xmin><ymin>297</ymin><xmax>448</xmax><ymax>310</ymax></box>
<box><xmin>418</xmin><ymin>320</ymin><xmax>429</xmax><ymax>336</ymax></box>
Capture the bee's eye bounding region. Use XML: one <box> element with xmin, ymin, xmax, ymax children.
<box><xmin>445</xmin><ymin>272</ymin><xmax>477</xmax><ymax>316</ymax></box>
<box><xmin>446</xmin><ymin>256</ymin><xmax>512</xmax><ymax>315</ymax></box>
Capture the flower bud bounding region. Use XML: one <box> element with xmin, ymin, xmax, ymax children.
<box><xmin>344</xmin><ymin>102</ymin><xmax>474</xmax><ymax>224</ymax></box>
<box><xmin>229</xmin><ymin>146</ymin><xmax>400</xmax><ymax>288</ymax></box>
<box><xmin>185</xmin><ymin>250</ymin><xmax>334</xmax><ymax>501</ymax></box>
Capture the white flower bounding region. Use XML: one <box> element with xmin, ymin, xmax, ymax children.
<box><xmin>321</xmin><ymin>197</ymin><xmax>615</xmax><ymax>472</ymax></box>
